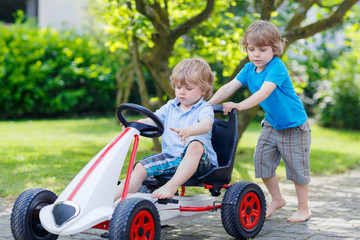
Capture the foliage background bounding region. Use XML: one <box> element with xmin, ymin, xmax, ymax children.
<box><xmin>317</xmin><ymin>23</ymin><xmax>360</xmax><ymax>129</ymax></box>
<box><xmin>0</xmin><ymin>14</ymin><xmax>120</xmax><ymax>119</ymax></box>
<box><xmin>1</xmin><ymin>2</ymin><xmax>360</xmax><ymax>130</ymax></box>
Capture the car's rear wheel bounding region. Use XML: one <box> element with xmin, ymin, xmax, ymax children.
<box><xmin>221</xmin><ymin>182</ymin><xmax>266</xmax><ymax>239</ymax></box>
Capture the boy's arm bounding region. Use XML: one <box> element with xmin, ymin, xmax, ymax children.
<box><xmin>137</xmin><ymin>117</ymin><xmax>156</xmax><ymax>126</ymax></box>
<box><xmin>223</xmin><ymin>81</ymin><xmax>276</xmax><ymax>114</ymax></box>
<box><xmin>208</xmin><ymin>79</ymin><xmax>243</xmax><ymax>105</ymax></box>
<box><xmin>170</xmin><ymin>118</ymin><xmax>212</xmax><ymax>144</ymax></box>
<box><xmin>120</xmin><ymin>117</ymin><xmax>156</xmax><ymax>130</ymax></box>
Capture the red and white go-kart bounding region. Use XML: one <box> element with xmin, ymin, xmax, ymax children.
<box><xmin>10</xmin><ymin>103</ymin><xmax>266</xmax><ymax>240</ymax></box>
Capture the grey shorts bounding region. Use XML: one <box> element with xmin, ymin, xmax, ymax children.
<box><xmin>254</xmin><ymin>119</ymin><xmax>311</xmax><ymax>185</ymax></box>
<box><xmin>138</xmin><ymin>141</ymin><xmax>213</xmax><ymax>178</ymax></box>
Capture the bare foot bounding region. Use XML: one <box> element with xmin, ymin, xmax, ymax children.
<box><xmin>152</xmin><ymin>185</ymin><xmax>178</xmax><ymax>199</ymax></box>
<box><xmin>287</xmin><ymin>209</ymin><xmax>311</xmax><ymax>222</ymax></box>
<box><xmin>266</xmin><ymin>198</ymin><xmax>286</xmax><ymax>218</ymax></box>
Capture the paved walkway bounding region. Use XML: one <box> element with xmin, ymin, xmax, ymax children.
<box><xmin>2</xmin><ymin>168</ymin><xmax>360</xmax><ymax>239</ymax></box>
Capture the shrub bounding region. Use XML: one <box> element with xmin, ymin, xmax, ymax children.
<box><xmin>0</xmin><ymin>19</ymin><xmax>119</xmax><ymax>119</ymax></box>
<box><xmin>317</xmin><ymin>49</ymin><xmax>360</xmax><ymax>130</ymax></box>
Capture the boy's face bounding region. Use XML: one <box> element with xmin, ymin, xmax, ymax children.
<box><xmin>174</xmin><ymin>81</ymin><xmax>205</xmax><ymax>109</ymax></box>
<box><xmin>247</xmin><ymin>44</ymin><xmax>275</xmax><ymax>72</ymax></box>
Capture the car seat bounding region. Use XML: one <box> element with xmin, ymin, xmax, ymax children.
<box><xmin>143</xmin><ymin>105</ymin><xmax>239</xmax><ymax>196</ymax></box>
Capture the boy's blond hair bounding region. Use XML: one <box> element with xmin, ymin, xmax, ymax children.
<box><xmin>170</xmin><ymin>57</ymin><xmax>214</xmax><ymax>100</ymax></box>
<box><xmin>241</xmin><ymin>20</ymin><xmax>286</xmax><ymax>57</ymax></box>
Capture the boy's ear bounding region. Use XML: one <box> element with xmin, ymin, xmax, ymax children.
<box><xmin>272</xmin><ymin>48</ymin><xmax>277</xmax><ymax>56</ymax></box>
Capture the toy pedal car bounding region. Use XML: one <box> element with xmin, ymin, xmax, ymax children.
<box><xmin>10</xmin><ymin>103</ymin><xmax>266</xmax><ymax>240</ymax></box>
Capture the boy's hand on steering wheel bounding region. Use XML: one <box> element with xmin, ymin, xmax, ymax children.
<box><xmin>170</xmin><ymin>127</ymin><xmax>191</xmax><ymax>145</ymax></box>
<box><xmin>119</xmin><ymin>122</ymin><xmax>126</xmax><ymax>131</ymax></box>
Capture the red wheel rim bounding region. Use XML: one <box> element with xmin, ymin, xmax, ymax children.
<box><xmin>239</xmin><ymin>192</ymin><xmax>261</xmax><ymax>229</ymax></box>
<box><xmin>130</xmin><ymin>210</ymin><xmax>155</xmax><ymax>240</ymax></box>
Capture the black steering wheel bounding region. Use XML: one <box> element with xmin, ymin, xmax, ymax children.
<box><xmin>117</xmin><ymin>103</ymin><xmax>164</xmax><ymax>138</ymax></box>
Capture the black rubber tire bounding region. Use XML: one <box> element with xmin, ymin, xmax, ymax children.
<box><xmin>221</xmin><ymin>182</ymin><xmax>266</xmax><ymax>239</ymax></box>
<box><xmin>11</xmin><ymin>188</ymin><xmax>58</xmax><ymax>240</ymax></box>
<box><xmin>109</xmin><ymin>198</ymin><xmax>161</xmax><ymax>240</ymax></box>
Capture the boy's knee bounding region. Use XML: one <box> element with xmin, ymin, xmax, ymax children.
<box><xmin>134</xmin><ymin>163</ymin><xmax>147</xmax><ymax>175</ymax></box>
<box><xmin>186</xmin><ymin>141</ymin><xmax>204</xmax><ymax>155</ymax></box>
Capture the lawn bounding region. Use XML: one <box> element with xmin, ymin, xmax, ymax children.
<box><xmin>1</xmin><ymin>117</ymin><xmax>360</xmax><ymax>199</ymax></box>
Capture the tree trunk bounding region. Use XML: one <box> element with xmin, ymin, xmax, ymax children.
<box><xmin>136</xmin><ymin>0</ymin><xmax>215</xmax><ymax>98</ymax></box>
<box><xmin>237</xmin><ymin>105</ymin><xmax>260</xmax><ymax>139</ymax></box>
<box><xmin>132</xmin><ymin>37</ymin><xmax>150</xmax><ymax>109</ymax></box>
<box><xmin>132</xmin><ymin>35</ymin><xmax>161</xmax><ymax>152</ymax></box>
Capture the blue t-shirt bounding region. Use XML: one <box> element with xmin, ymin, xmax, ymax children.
<box><xmin>155</xmin><ymin>98</ymin><xmax>218</xmax><ymax>166</ymax></box>
<box><xmin>236</xmin><ymin>57</ymin><xmax>308</xmax><ymax>130</ymax></box>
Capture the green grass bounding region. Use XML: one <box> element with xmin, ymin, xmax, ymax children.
<box><xmin>1</xmin><ymin>118</ymin><xmax>360</xmax><ymax>199</ymax></box>
<box><xmin>0</xmin><ymin>117</ymin><xmax>152</xmax><ymax>198</ymax></box>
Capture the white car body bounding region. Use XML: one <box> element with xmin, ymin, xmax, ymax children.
<box><xmin>39</xmin><ymin>127</ymin><xmax>217</xmax><ymax>235</ymax></box>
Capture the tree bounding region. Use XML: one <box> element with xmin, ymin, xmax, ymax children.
<box><xmin>89</xmin><ymin>0</ymin><xmax>216</xmax><ymax>106</ymax></box>
<box><xmin>90</xmin><ymin>0</ymin><xmax>359</xmax><ymax>141</ymax></box>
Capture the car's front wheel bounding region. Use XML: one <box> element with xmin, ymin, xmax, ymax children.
<box><xmin>109</xmin><ymin>197</ymin><xmax>161</xmax><ymax>240</ymax></box>
<box><xmin>11</xmin><ymin>188</ymin><xmax>58</xmax><ymax>240</ymax></box>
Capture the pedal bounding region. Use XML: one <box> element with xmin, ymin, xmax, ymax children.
<box><xmin>157</xmin><ymin>198</ymin><xmax>179</xmax><ymax>204</ymax></box>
